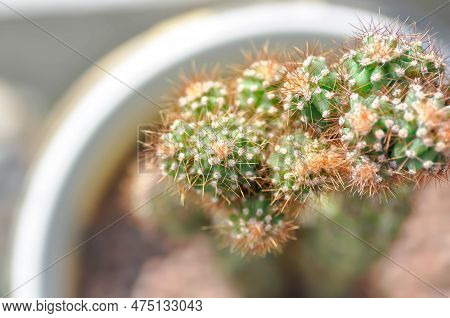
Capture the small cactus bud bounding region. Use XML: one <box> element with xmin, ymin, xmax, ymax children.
<box><xmin>179</xmin><ymin>81</ymin><xmax>229</xmax><ymax>120</ymax></box>
<box><xmin>235</xmin><ymin>60</ymin><xmax>284</xmax><ymax>117</ymax></box>
<box><xmin>214</xmin><ymin>195</ymin><xmax>299</xmax><ymax>256</ymax></box>
<box><xmin>281</xmin><ymin>56</ymin><xmax>339</xmax><ymax>131</ymax></box>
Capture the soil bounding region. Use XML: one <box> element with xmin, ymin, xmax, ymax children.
<box><xmin>78</xmin><ymin>167</ymin><xmax>239</xmax><ymax>298</ymax></box>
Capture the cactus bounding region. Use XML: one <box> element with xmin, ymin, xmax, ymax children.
<box><xmin>281</xmin><ymin>55</ymin><xmax>340</xmax><ymax>131</ymax></box>
<box><xmin>339</xmin><ymin>27</ymin><xmax>444</xmax><ymax>96</ymax></box>
<box><xmin>287</xmin><ymin>189</ymin><xmax>410</xmax><ymax>297</ymax></box>
<box><xmin>177</xmin><ymin>80</ymin><xmax>229</xmax><ymax>120</ymax></box>
<box><xmin>157</xmin><ymin>113</ymin><xmax>267</xmax><ymax>203</ymax></box>
<box><xmin>268</xmin><ymin>133</ymin><xmax>348</xmax><ymax>204</ymax></box>
<box><xmin>235</xmin><ymin>60</ymin><xmax>284</xmax><ymax>118</ymax></box>
<box><xmin>338</xmin><ymin>24</ymin><xmax>448</xmax><ymax>195</ymax></box>
<box><xmin>149</xmin><ymin>21</ymin><xmax>449</xmax><ymax>256</ymax></box>
<box><xmin>340</xmin><ymin>83</ymin><xmax>449</xmax><ymax>195</ymax></box>
<box><xmin>214</xmin><ymin>194</ymin><xmax>298</xmax><ymax>256</ymax></box>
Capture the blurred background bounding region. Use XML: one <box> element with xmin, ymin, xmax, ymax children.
<box><xmin>1</xmin><ymin>0</ymin><xmax>449</xmax><ymax>297</ymax></box>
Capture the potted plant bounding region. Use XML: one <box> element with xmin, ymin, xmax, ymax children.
<box><xmin>10</xmin><ymin>2</ymin><xmax>448</xmax><ymax>297</ymax></box>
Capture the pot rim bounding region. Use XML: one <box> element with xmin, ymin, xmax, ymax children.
<box><xmin>9</xmin><ymin>2</ymin><xmax>387</xmax><ymax>297</ymax></box>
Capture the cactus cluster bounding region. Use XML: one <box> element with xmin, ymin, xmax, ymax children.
<box><xmin>340</xmin><ymin>84</ymin><xmax>448</xmax><ymax>195</ymax></box>
<box><xmin>150</xmin><ymin>22</ymin><xmax>449</xmax><ymax>256</ymax></box>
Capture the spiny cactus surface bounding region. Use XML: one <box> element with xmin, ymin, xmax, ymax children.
<box><xmin>178</xmin><ymin>81</ymin><xmax>229</xmax><ymax>120</ymax></box>
<box><xmin>281</xmin><ymin>55</ymin><xmax>340</xmax><ymax>130</ymax></box>
<box><xmin>268</xmin><ymin>133</ymin><xmax>347</xmax><ymax>203</ymax></box>
<box><xmin>340</xmin><ymin>32</ymin><xmax>443</xmax><ymax>96</ymax></box>
<box><xmin>235</xmin><ymin>60</ymin><xmax>283</xmax><ymax>117</ymax></box>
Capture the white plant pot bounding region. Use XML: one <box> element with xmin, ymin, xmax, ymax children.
<box><xmin>9</xmin><ymin>2</ymin><xmax>388</xmax><ymax>297</ymax></box>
